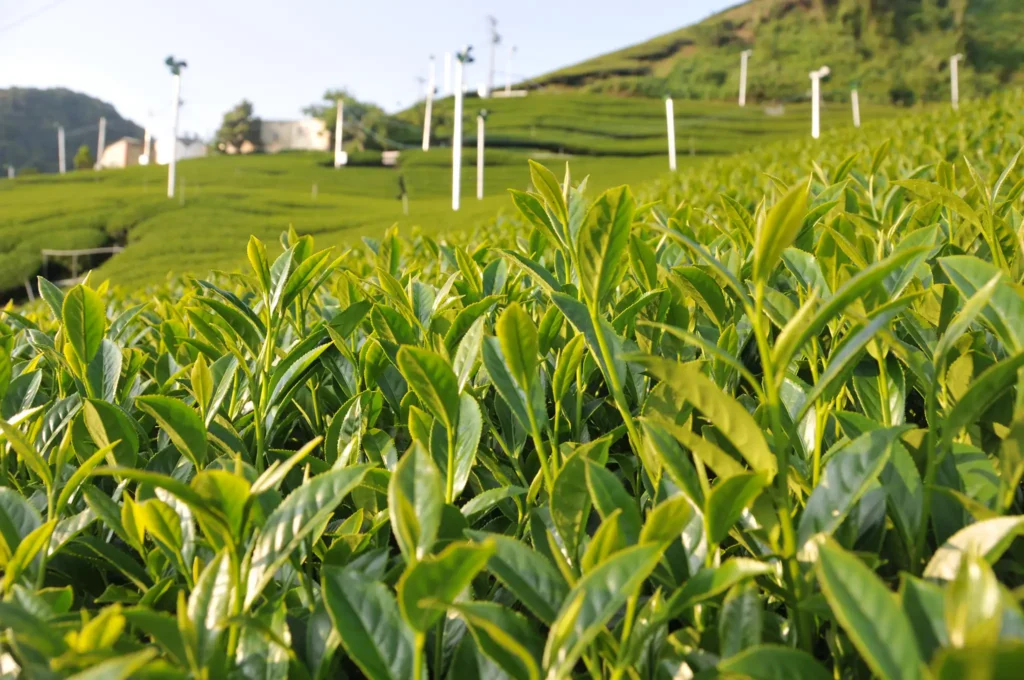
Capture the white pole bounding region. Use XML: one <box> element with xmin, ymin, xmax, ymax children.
<box><xmin>452</xmin><ymin>51</ymin><xmax>465</xmax><ymax>211</ymax></box>
<box><xmin>7</xmin><ymin>166</ymin><xmax>13</xmax><ymax>179</ymax></box>
<box><xmin>810</xmin><ymin>66</ymin><xmax>829</xmax><ymax>139</ymax></box>
<box><xmin>334</xmin><ymin>99</ymin><xmax>347</xmax><ymax>167</ymax></box>
<box><xmin>477</xmin><ymin>113</ymin><xmax>485</xmax><ymax>199</ymax></box>
<box><xmin>443</xmin><ymin>52</ymin><xmax>452</xmax><ymax>95</ymax></box>
<box><xmin>739</xmin><ymin>50</ymin><xmax>752</xmax><ymax>107</ymax></box>
<box><xmin>951</xmin><ymin>53</ymin><xmax>963</xmax><ymax>110</ymax></box>
<box><xmin>168</xmin><ymin>73</ymin><xmax>182</xmax><ymax>198</ymax></box>
<box><xmin>422</xmin><ymin>57</ymin><xmax>435</xmax><ymax>151</ymax></box>
<box><xmin>142</xmin><ymin>128</ymin><xmax>151</xmax><ymax>164</ymax></box>
<box><xmin>58</xmin><ymin>126</ymin><xmax>66</xmax><ymax>174</ymax></box>
<box><xmin>851</xmin><ymin>88</ymin><xmax>861</xmax><ymax>127</ymax></box>
<box><xmin>94</xmin><ymin>116</ymin><xmax>106</xmax><ymax>169</ymax></box>
<box><xmin>665</xmin><ymin>98</ymin><xmax>677</xmax><ymax>171</ymax></box>
<box><xmin>811</xmin><ymin>74</ymin><xmax>821</xmax><ymax>139</ymax></box>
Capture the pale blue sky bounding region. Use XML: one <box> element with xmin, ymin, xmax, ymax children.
<box><xmin>0</xmin><ymin>0</ymin><xmax>734</xmax><ymax>138</ymax></box>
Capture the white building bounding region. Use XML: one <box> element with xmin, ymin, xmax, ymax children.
<box><xmin>259</xmin><ymin>118</ymin><xmax>330</xmax><ymax>153</ymax></box>
<box><xmin>154</xmin><ymin>137</ymin><xmax>208</xmax><ymax>165</ymax></box>
<box><xmin>98</xmin><ymin>137</ymin><xmax>147</xmax><ymax>169</ymax></box>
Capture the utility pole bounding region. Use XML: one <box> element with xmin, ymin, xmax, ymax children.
<box><xmin>423</xmin><ymin>56</ymin><xmax>436</xmax><ymax>151</ymax></box>
<box><xmin>6</xmin><ymin>166</ymin><xmax>13</xmax><ymax>179</ymax></box>
<box><xmin>452</xmin><ymin>45</ymin><xmax>473</xmax><ymax>211</ymax></box>
<box><xmin>57</xmin><ymin>125</ymin><xmax>66</xmax><ymax>174</ymax></box>
<box><xmin>334</xmin><ymin>99</ymin><xmax>348</xmax><ymax>167</ymax></box>
<box><xmin>477</xmin><ymin>110</ymin><xmax>487</xmax><ymax>200</ymax></box>
<box><xmin>485</xmin><ymin>16</ymin><xmax>499</xmax><ymax>98</ymax></box>
<box><xmin>142</xmin><ymin>127</ymin><xmax>152</xmax><ymax>164</ymax></box>
<box><xmin>739</xmin><ymin>50</ymin><xmax>753</xmax><ymax>107</ymax></box>
<box><xmin>950</xmin><ymin>53</ymin><xmax>963</xmax><ymax>110</ymax></box>
<box><xmin>810</xmin><ymin>66</ymin><xmax>830</xmax><ymax>139</ymax></box>
<box><xmin>165</xmin><ymin>56</ymin><xmax>187</xmax><ymax>199</ymax></box>
<box><xmin>505</xmin><ymin>45</ymin><xmax>517</xmax><ymax>95</ymax></box>
<box><xmin>443</xmin><ymin>52</ymin><xmax>452</xmax><ymax>95</ymax></box>
<box><xmin>94</xmin><ymin>116</ymin><xmax>106</xmax><ymax>169</ymax></box>
<box><xmin>665</xmin><ymin>98</ymin><xmax>677</xmax><ymax>171</ymax></box>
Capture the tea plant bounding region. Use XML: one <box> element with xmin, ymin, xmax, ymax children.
<box><xmin>1</xmin><ymin>92</ymin><xmax>1023</xmax><ymax>679</ymax></box>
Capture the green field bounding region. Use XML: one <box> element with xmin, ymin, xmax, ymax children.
<box><xmin>0</xmin><ymin>88</ymin><xmax>1021</xmax><ymax>679</ymax></box>
<box><xmin>1</xmin><ymin>93</ymin><xmax>897</xmax><ymax>296</ymax></box>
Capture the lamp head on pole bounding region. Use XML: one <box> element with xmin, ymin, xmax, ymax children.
<box><xmin>458</xmin><ymin>46</ymin><xmax>474</xmax><ymax>64</ymax></box>
<box><xmin>810</xmin><ymin>66</ymin><xmax>830</xmax><ymax>79</ymax></box>
<box><xmin>742</xmin><ymin>49</ymin><xmax>753</xmax><ymax>57</ymax></box>
<box><xmin>952</xmin><ymin>53</ymin><xmax>964</xmax><ymax>62</ymax></box>
<box><xmin>165</xmin><ymin>56</ymin><xmax>187</xmax><ymax>75</ymax></box>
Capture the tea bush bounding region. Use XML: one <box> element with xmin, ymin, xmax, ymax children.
<box><xmin>0</xmin><ymin>89</ymin><xmax>1023</xmax><ymax>679</ymax></box>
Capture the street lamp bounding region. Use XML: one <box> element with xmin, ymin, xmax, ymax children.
<box><xmin>452</xmin><ymin>45</ymin><xmax>474</xmax><ymax>211</ymax></box>
<box><xmin>809</xmin><ymin>66</ymin><xmax>830</xmax><ymax>139</ymax></box>
<box><xmin>165</xmin><ymin>55</ymin><xmax>187</xmax><ymax>198</ymax></box>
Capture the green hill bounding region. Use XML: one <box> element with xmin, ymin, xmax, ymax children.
<box><xmin>531</xmin><ymin>0</ymin><xmax>1024</xmax><ymax>104</ymax></box>
<box><xmin>0</xmin><ymin>87</ymin><xmax>144</xmax><ymax>174</ymax></box>
<box><xmin>0</xmin><ymin>93</ymin><xmax>892</xmax><ymax>299</ymax></box>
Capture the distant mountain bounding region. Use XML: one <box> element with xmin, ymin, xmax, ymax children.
<box><xmin>530</xmin><ymin>0</ymin><xmax>1024</xmax><ymax>105</ymax></box>
<box><xmin>0</xmin><ymin>88</ymin><xmax>143</xmax><ymax>173</ymax></box>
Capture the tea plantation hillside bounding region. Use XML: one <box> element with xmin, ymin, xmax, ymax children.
<box><xmin>534</xmin><ymin>0</ymin><xmax>1024</xmax><ymax>104</ymax></box>
<box><xmin>0</xmin><ymin>93</ymin><xmax>890</xmax><ymax>297</ymax></box>
<box><xmin>0</xmin><ymin>88</ymin><xmax>1021</xmax><ymax>679</ymax></box>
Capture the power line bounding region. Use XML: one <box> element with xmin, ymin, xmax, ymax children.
<box><xmin>0</xmin><ymin>0</ymin><xmax>76</xmax><ymax>35</ymax></box>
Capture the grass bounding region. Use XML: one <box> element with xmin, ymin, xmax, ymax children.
<box><xmin>0</xmin><ymin>88</ymin><xmax>1022</xmax><ymax>679</ymax></box>
<box><xmin>0</xmin><ymin>92</ymin><xmax>897</xmax><ymax>295</ymax></box>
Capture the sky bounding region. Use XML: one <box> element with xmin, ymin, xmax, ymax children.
<box><xmin>0</xmin><ymin>0</ymin><xmax>734</xmax><ymax>139</ymax></box>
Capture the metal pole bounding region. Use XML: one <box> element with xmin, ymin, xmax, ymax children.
<box><xmin>58</xmin><ymin>126</ymin><xmax>66</xmax><ymax>174</ymax></box>
<box><xmin>739</xmin><ymin>50</ymin><xmax>752</xmax><ymax>107</ymax></box>
<box><xmin>665</xmin><ymin>98</ymin><xmax>677</xmax><ymax>171</ymax></box>
<box><xmin>951</xmin><ymin>53</ymin><xmax>963</xmax><ymax>110</ymax></box>
<box><xmin>168</xmin><ymin>73</ymin><xmax>182</xmax><ymax>198</ymax></box>
<box><xmin>477</xmin><ymin>113</ymin><xmax>485</xmax><ymax>200</ymax></box>
<box><xmin>452</xmin><ymin>51</ymin><xmax>465</xmax><ymax>211</ymax></box>
<box><xmin>142</xmin><ymin>128</ymin><xmax>151</xmax><ymax>164</ymax></box>
<box><xmin>851</xmin><ymin>88</ymin><xmax>861</xmax><ymax>127</ymax></box>
<box><xmin>94</xmin><ymin>116</ymin><xmax>106</xmax><ymax>169</ymax></box>
<box><xmin>334</xmin><ymin>99</ymin><xmax>346</xmax><ymax>167</ymax></box>
<box><xmin>423</xmin><ymin>57</ymin><xmax>435</xmax><ymax>151</ymax></box>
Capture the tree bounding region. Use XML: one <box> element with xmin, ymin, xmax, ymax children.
<box><xmin>215</xmin><ymin>100</ymin><xmax>261</xmax><ymax>153</ymax></box>
<box><xmin>303</xmin><ymin>89</ymin><xmax>418</xmax><ymax>152</ymax></box>
<box><xmin>73</xmin><ymin>144</ymin><xmax>93</xmax><ymax>170</ymax></box>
